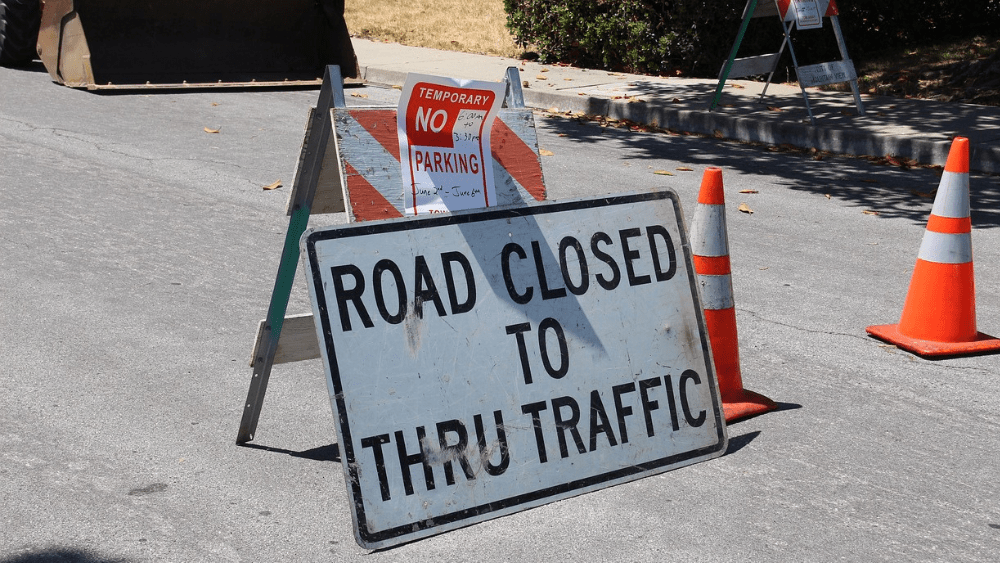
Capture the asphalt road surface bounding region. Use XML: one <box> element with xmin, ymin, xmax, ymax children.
<box><xmin>2</xmin><ymin>64</ymin><xmax>1000</xmax><ymax>562</ymax></box>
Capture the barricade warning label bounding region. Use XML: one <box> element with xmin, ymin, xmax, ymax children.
<box><xmin>303</xmin><ymin>191</ymin><xmax>727</xmax><ymax>549</ymax></box>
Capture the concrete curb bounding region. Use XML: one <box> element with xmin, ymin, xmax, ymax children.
<box><xmin>360</xmin><ymin>65</ymin><xmax>1000</xmax><ymax>175</ymax></box>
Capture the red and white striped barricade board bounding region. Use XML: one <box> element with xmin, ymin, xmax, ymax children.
<box><xmin>332</xmin><ymin>106</ymin><xmax>546</xmax><ymax>222</ymax></box>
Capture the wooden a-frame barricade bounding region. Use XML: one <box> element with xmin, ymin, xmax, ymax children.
<box><xmin>710</xmin><ymin>0</ymin><xmax>865</xmax><ymax>124</ymax></box>
<box><xmin>236</xmin><ymin>65</ymin><xmax>547</xmax><ymax>444</ymax></box>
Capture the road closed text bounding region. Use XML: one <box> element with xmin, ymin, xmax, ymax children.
<box><xmin>327</xmin><ymin>224</ymin><xmax>677</xmax><ymax>332</ymax></box>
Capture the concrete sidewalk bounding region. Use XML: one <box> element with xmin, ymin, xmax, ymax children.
<box><xmin>353</xmin><ymin>39</ymin><xmax>1000</xmax><ymax>174</ymax></box>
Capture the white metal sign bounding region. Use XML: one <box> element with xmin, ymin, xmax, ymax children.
<box><xmin>303</xmin><ymin>191</ymin><xmax>727</xmax><ymax>549</ymax></box>
<box><xmin>797</xmin><ymin>59</ymin><xmax>857</xmax><ymax>87</ymax></box>
<box><xmin>397</xmin><ymin>73</ymin><xmax>506</xmax><ymax>216</ymax></box>
<box><xmin>791</xmin><ymin>0</ymin><xmax>823</xmax><ymax>29</ymax></box>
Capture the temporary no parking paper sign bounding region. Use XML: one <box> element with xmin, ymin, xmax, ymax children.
<box><xmin>302</xmin><ymin>191</ymin><xmax>727</xmax><ymax>549</ymax></box>
<box><xmin>397</xmin><ymin>73</ymin><xmax>505</xmax><ymax>216</ymax></box>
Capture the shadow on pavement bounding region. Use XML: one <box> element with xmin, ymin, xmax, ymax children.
<box><xmin>774</xmin><ymin>401</ymin><xmax>803</xmax><ymax>413</ymax></box>
<box><xmin>725</xmin><ymin>430</ymin><xmax>761</xmax><ymax>455</ymax></box>
<box><xmin>238</xmin><ymin>442</ymin><xmax>341</xmax><ymax>463</ymax></box>
<box><xmin>537</xmin><ymin>115</ymin><xmax>1000</xmax><ymax>228</ymax></box>
<box><xmin>0</xmin><ymin>548</ymin><xmax>129</xmax><ymax>563</ymax></box>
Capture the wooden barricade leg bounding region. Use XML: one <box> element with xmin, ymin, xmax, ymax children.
<box><xmin>236</xmin><ymin>65</ymin><xmax>345</xmax><ymax>444</ymax></box>
<box><xmin>779</xmin><ymin>19</ymin><xmax>817</xmax><ymax>124</ymax></box>
<box><xmin>710</xmin><ymin>0</ymin><xmax>761</xmax><ymax>110</ymax></box>
<box><xmin>829</xmin><ymin>15</ymin><xmax>865</xmax><ymax>116</ymax></box>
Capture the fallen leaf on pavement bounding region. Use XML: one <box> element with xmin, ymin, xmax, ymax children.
<box><xmin>676</xmin><ymin>167</ymin><xmax>694</xmax><ymax>171</ymax></box>
<box><xmin>739</xmin><ymin>189</ymin><xmax>758</xmax><ymax>194</ymax></box>
<box><xmin>262</xmin><ymin>180</ymin><xmax>282</xmax><ymax>191</ymax></box>
<box><xmin>863</xmin><ymin>210</ymin><xmax>880</xmax><ymax>215</ymax></box>
<box><xmin>738</xmin><ymin>203</ymin><xmax>753</xmax><ymax>214</ymax></box>
<box><xmin>767</xmin><ymin>106</ymin><xmax>783</xmax><ymax>112</ymax></box>
<box><xmin>539</xmin><ymin>149</ymin><xmax>554</xmax><ymax>156</ymax></box>
<box><xmin>536</xmin><ymin>75</ymin><xmax>548</xmax><ymax>80</ymax></box>
<box><xmin>351</xmin><ymin>93</ymin><xmax>369</xmax><ymax>98</ymax></box>
<box><xmin>885</xmin><ymin>155</ymin><xmax>906</xmax><ymax>167</ymax></box>
<box><xmin>653</xmin><ymin>170</ymin><xmax>674</xmax><ymax>176</ymax></box>
<box><xmin>204</xmin><ymin>127</ymin><xmax>220</xmax><ymax>134</ymax></box>
<box><xmin>910</xmin><ymin>189</ymin><xmax>936</xmax><ymax>198</ymax></box>
<box><xmin>825</xmin><ymin>194</ymin><xmax>832</xmax><ymax>199</ymax></box>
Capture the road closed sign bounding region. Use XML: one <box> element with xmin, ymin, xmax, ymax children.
<box><xmin>302</xmin><ymin>190</ymin><xmax>727</xmax><ymax>549</ymax></box>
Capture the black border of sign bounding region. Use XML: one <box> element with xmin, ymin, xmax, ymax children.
<box><xmin>305</xmin><ymin>190</ymin><xmax>727</xmax><ymax>548</ymax></box>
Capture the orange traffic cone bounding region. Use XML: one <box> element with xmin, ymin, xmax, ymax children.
<box><xmin>867</xmin><ymin>137</ymin><xmax>1000</xmax><ymax>357</ymax></box>
<box><xmin>690</xmin><ymin>167</ymin><xmax>777</xmax><ymax>422</ymax></box>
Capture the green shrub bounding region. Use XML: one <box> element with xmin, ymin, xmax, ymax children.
<box><xmin>504</xmin><ymin>1</ymin><xmax>769</xmax><ymax>76</ymax></box>
<box><xmin>838</xmin><ymin>1</ymin><xmax>1000</xmax><ymax>52</ymax></box>
<box><xmin>505</xmin><ymin>0</ymin><xmax>1000</xmax><ymax>77</ymax></box>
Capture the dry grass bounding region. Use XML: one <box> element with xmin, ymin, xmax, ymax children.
<box><xmin>345</xmin><ymin>0</ymin><xmax>522</xmax><ymax>58</ymax></box>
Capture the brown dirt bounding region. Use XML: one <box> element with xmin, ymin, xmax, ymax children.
<box><xmin>827</xmin><ymin>35</ymin><xmax>1000</xmax><ymax>106</ymax></box>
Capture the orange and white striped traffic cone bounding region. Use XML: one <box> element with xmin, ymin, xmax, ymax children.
<box><xmin>866</xmin><ymin>137</ymin><xmax>1000</xmax><ymax>357</ymax></box>
<box><xmin>690</xmin><ymin>167</ymin><xmax>777</xmax><ymax>422</ymax></box>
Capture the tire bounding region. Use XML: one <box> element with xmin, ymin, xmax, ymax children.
<box><xmin>0</xmin><ymin>0</ymin><xmax>41</xmax><ymax>67</ymax></box>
